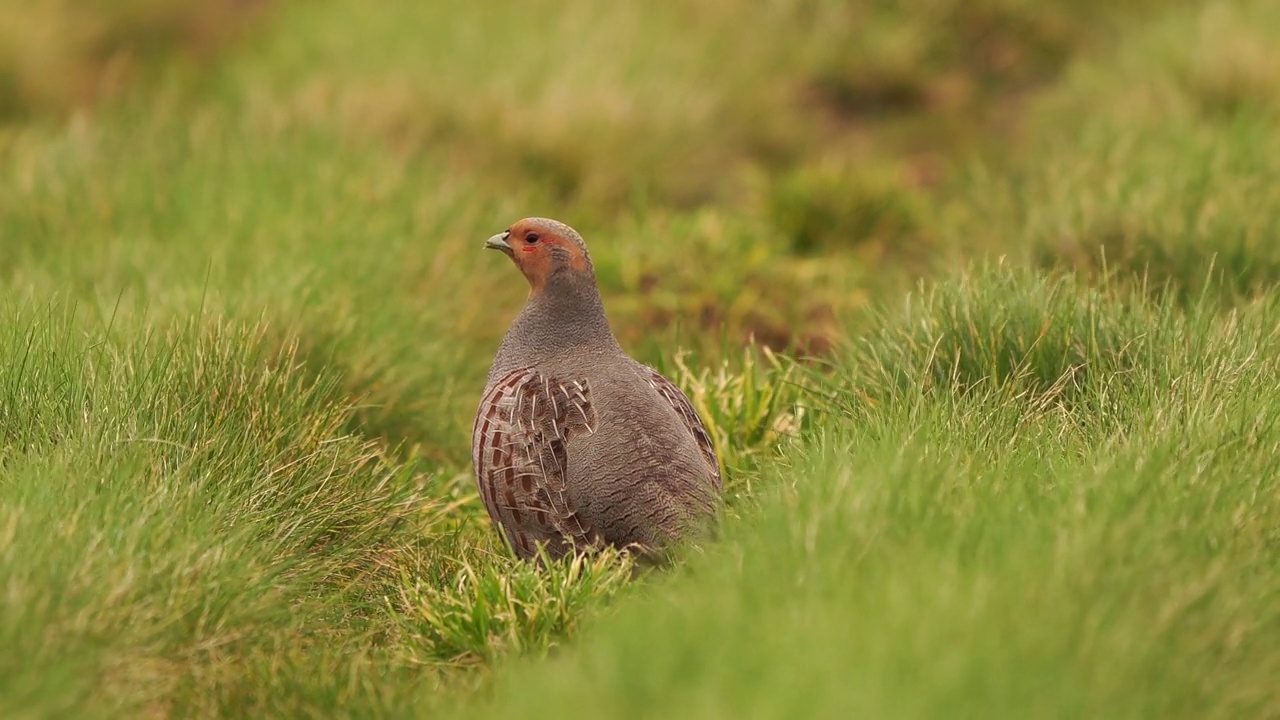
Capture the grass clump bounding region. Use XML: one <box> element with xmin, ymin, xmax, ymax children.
<box><xmin>0</xmin><ymin>302</ymin><xmax>432</xmax><ymax>716</ymax></box>
<box><xmin>395</xmin><ymin>549</ymin><xmax>636</xmax><ymax>667</ymax></box>
<box><xmin>849</xmin><ymin>267</ymin><xmax>1154</xmax><ymax>406</ymax></box>
<box><xmin>656</xmin><ymin>347</ymin><xmax>813</xmax><ymax>493</ymax></box>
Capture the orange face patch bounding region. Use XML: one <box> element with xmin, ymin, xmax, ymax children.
<box><xmin>514</xmin><ymin>243</ymin><xmax>556</xmax><ymax>293</ymax></box>
<box><xmin>503</xmin><ymin>218</ymin><xmax>590</xmax><ymax>292</ymax></box>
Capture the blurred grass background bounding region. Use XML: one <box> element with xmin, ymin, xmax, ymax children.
<box><xmin>2</xmin><ymin>0</ymin><xmax>1279</xmax><ymax>717</ymax></box>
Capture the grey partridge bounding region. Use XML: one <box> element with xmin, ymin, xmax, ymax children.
<box><xmin>472</xmin><ymin>218</ymin><xmax>722</xmax><ymax>560</ymax></box>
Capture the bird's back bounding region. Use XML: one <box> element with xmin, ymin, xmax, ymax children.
<box><xmin>475</xmin><ymin>346</ymin><xmax>719</xmax><ymax>557</ymax></box>
<box><xmin>559</xmin><ymin>354</ymin><xmax>719</xmax><ymax>548</ymax></box>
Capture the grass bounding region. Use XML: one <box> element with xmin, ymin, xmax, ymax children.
<box><xmin>2</xmin><ymin>0</ymin><xmax>1279</xmax><ymax>717</ymax></box>
<box><xmin>945</xmin><ymin>1</ymin><xmax>1280</xmax><ymax>302</ymax></box>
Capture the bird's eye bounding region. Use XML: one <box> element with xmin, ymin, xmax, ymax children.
<box><xmin>524</xmin><ymin>233</ymin><xmax>540</xmax><ymax>244</ymax></box>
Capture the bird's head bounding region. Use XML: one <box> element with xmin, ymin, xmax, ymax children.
<box><xmin>485</xmin><ymin>217</ymin><xmax>594</xmax><ymax>293</ymax></box>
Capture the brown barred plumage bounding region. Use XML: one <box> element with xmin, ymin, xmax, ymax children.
<box><xmin>472</xmin><ymin>368</ymin><xmax>601</xmax><ymax>558</ymax></box>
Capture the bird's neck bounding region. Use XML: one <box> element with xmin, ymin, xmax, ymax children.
<box><xmin>499</xmin><ymin>275</ymin><xmax>622</xmax><ymax>365</ymax></box>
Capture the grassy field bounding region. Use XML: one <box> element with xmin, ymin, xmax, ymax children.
<box><xmin>2</xmin><ymin>0</ymin><xmax>1278</xmax><ymax>717</ymax></box>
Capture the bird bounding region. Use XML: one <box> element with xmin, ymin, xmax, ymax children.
<box><xmin>472</xmin><ymin>217</ymin><xmax>722</xmax><ymax>560</ymax></box>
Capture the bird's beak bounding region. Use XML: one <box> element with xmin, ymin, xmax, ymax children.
<box><xmin>485</xmin><ymin>231</ymin><xmax>513</xmax><ymax>254</ymax></box>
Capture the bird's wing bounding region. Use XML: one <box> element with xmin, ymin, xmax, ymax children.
<box><xmin>643</xmin><ymin>367</ymin><xmax>723</xmax><ymax>491</ymax></box>
<box><xmin>472</xmin><ymin>367</ymin><xmax>600</xmax><ymax>558</ymax></box>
